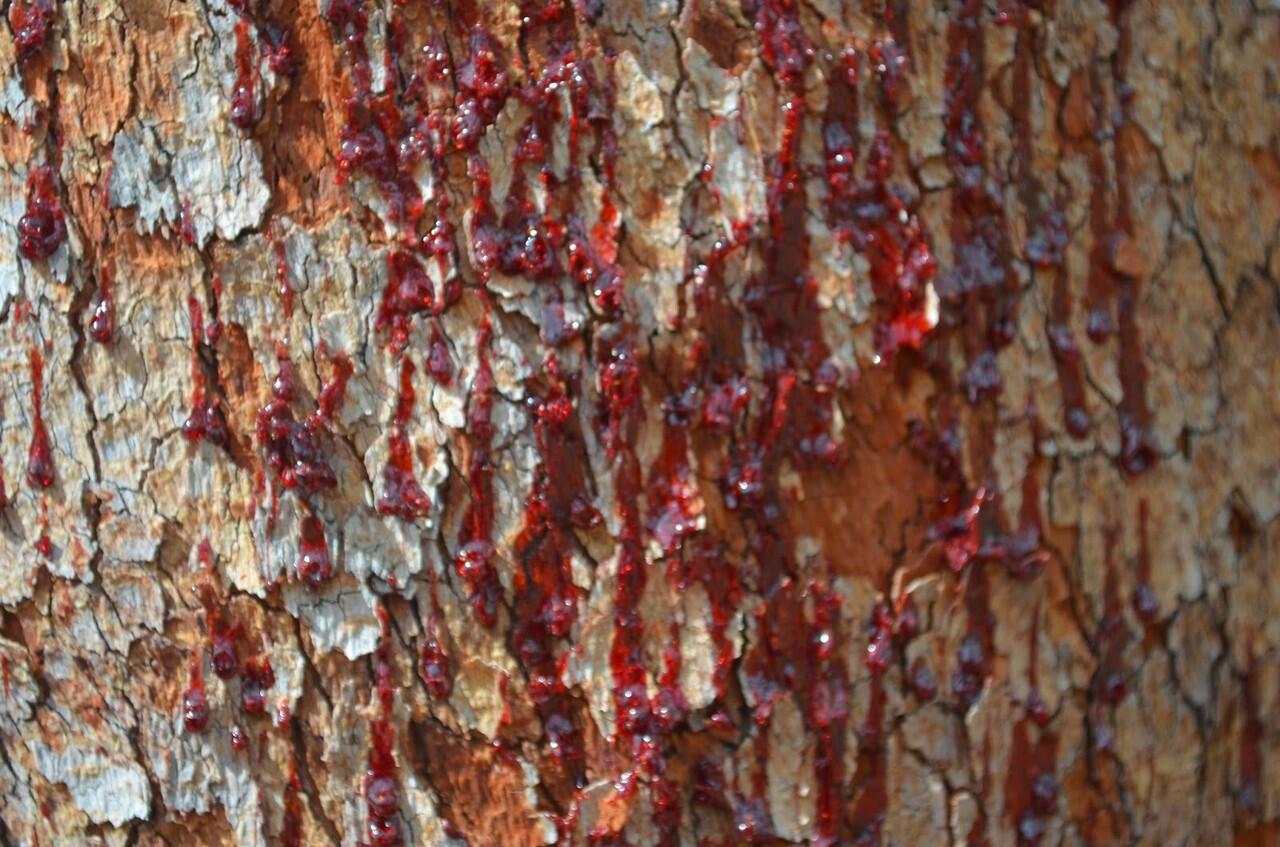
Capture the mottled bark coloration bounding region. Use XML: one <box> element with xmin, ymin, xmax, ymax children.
<box><xmin>0</xmin><ymin>1</ymin><xmax>1277</xmax><ymax>846</ymax></box>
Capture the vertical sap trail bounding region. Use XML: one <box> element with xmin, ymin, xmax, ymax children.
<box><xmin>454</xmin><ymin>311</ymin><xmax>502</xmax><ymax>627</ymax></box>
<box><xmin>1014</xmin><ymin>20</ymin><xmax>1088</xmax><ymax>438</ymax></box>
<box><xmin>361</xmin><ymin>606</ymin><xmax>404</xmax><ymax>847</ymax></box>
<box><xmin>375</xmin><ymin>358</ymin><xmax>431</xmax><ymax>522</ymax></box>
<box><xmin>1080</xmin><ymin>2</ymin><xmax>1155</xmax><ymax>475</ymax></box>
<box><xmin>26</xmin><ymin>347</ymin><xmax>54</xmax><ymax>491</ymax></box>
<box><xmin>1082</xmin><ymin>62</ymin><xmax>1116</xmax><ymax>348</ymax></box>
<box><xmin>942</xmin><ymin>0</ymin><xmax>1016</xmax><ymax>407</ymax></box>
<box><xmin>511</xmin><ymin>357</ymin><xmax>595</xmax><ymax>784</ymax></box>
<box><xmin>181</xmin><ymin>297</ymin><xmax>228</xmax><ymax>448</ymax></box>
<box><xmin>1108</xmin><ymin>3</ymin><xmax>1156</xmax><ymax>476</ymax></box>
<box><xmin>1000</xmin><ymin>600</ymin><xmax>1060</xmax><ymax>846</ymax></box>
<box><xmin>1089</xmin><ymin>526</ymin><xmax>1132</xmax><ymax>760</ymax></box>
<box><xmin>1237</xmin><ymin>651</ymin><xmax>1264</xmax><ymax>826</ymax></box>
<box><xmin>1131</xmin><ymin>500</ymin><xmax>1159</xmax><ymax>624</ymax></box>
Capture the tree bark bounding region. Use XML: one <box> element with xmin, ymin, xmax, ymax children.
<box><xmin>0</xmin><ymin>0</ymin><xmax>1276</xmax><ymax>845</ymax></box>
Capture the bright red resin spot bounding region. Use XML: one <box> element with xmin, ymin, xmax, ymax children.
<box><xmin>33</xmin><ymin>498</ymin><xmax>51</xmax><ymax>558</ymax></box>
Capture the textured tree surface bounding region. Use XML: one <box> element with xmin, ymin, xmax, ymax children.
<box><xmin>1</xmin><ymin>0</ymin><xmax>1278</xmax><ymax>845</ymax></box>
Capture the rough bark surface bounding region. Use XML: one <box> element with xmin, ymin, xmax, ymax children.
<box><xmin>0</xmin><ymin>1</ymin><xmax>1277</xmax><ymax>845</ymax></box>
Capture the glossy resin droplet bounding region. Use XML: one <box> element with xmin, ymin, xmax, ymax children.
<box><xmin>419</xmin><ymin>575</ymin><xmax>452</xmax><ymax>701</ymax></box>
<box><xmin>257</xmin><ymin>345</ymin><xmax>340</xmax><ymax>497</ymax></box>
<box><xmin>363</xmin><ymin>608</ymin><xmax>403</xmax><ymax>846</ymax></box>
<box><xmin>229</xmin><ymin>20</ymin><xmax>259</xmax><ymax>130</ymax></box>
<box><xmin>241</xmin><ymin>655</ymin><xmax>274</xmax><ymax>715</ymax></box>
<box><xmin>295</xmin><ymin>513</ymin><xmax>332</xmax><ymax>589</ymax></box>
<box><xmin>89</xmin><ymin>265</ymin><xmax>115</xmax><ymax>344</ymax></box>
<box><xmin>182</xmin><ymin>298</ymin><xmax>228</xmax><ymax>446</ymax></box>
<box><xmin>9</xmin><ymin>0</ymin><xmax>55</xmax><ymax>62</ymax></box>
<box><xmin>183</xmin><ymin>660</ymin><xmax>209</xmax><ymax>734</ymax></box>
<box><xmin>17</xmin><ymin>165</ymin><xmax>66</xmax><ymax>260</ymax></box>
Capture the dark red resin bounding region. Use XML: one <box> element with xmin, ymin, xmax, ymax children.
<box><xmin>1088</xmin><ymin>4</ymin><xmax>1156</xmax><ymax>474</ymax></box>
<box><xmin>257</xmin><ymin>346</ymin><xmax>339</xmax><ymax>496</ymax></box>
<box><xmin>230</xmin><ymin>20</ymin><xmax>259</xmax><ymax>130</ymax></box>
<box><xmin>198</xmin><ymin>566</ymin><xmax>241</xmax><ymax>679</ymax></box>
<box><xmin>454</xmin><ymin>315</ymin><xmax>503</xmax><ymax>627</ymax></box>
<box><xmin>376</xmin><ymin>358</ymin><xmax>431</xmax><ymax>520</ymax></box>
<box><xmin>1018</xmin><ymin>19</ymin><xmax>1090</xmax><ymax>440</ymax></box>
<box><xmin>1237</xmin><ymin>653</ymin><xmax>1264</xmax><ymax>821</ymax></box>
<box><xmin>269</xmin><ymin>230</ymin><xmax>295</xmax><ymax>317</ymax></box>
<box><xmin>823</xmin><ymin>50</ymin><xmax>936</xmax><ymax>361</ymax></box>
<box><xmin>295</xmin><ymin>513</ymin><xmax>332</xmax><ymax>588</ymax></box>
<box><xmin>360</xmin><ymin>608</ymin><xmax>403</xmax><ymax>847</ymax></box>
<box><xmin>377</xmin><ymin>251</ymin><xmax>437</xmax><ymax>354</ymax></box>
<box><xmin>241</xmin><ymin>654</ymin><xmax>274</xmax><ymax>715</ymax></box>
<box><xmin>25</xmin><ymin>348</ymin><xmax>54</xmax><ymax>490</ymax></box>
<box><xmin>941</xmin><ymin>0</ymin><xmax>1016</xmax><ymax>409</ymax></box>
<box><xmin>8</xmin><ymin>0</ymin><xmax>55</xmax><ymax>62</ymax></box>
<box><xmin>255</xmin><ymin>347</ymin><xmax>352</xmax><ymax>586</ymax></box>
<box><xmin>281</xmin><ymin>756</ymin><xmax>303</xmax><ymax>846</ymax></box>
<box><xmin>18</xmin><ymin>165</ymin><xmax>66</xmax><ymax>261</ymax></box>
<box><xmin>511</xmin><ymin>356</ymin><xmax>598</xmax><ymax>774</ymax></box>
<box><xmin>1094</xmin><ymin>529</ymin><xmax>1131</xmax><ymax>710</ymax></box>
<box><xmin>426</xmin><ymin>326</ymin><xmax>453</xmax><ymax>386</ymax></box>
<box><xmin>182</xmin><ymin>298</ymin><xmax>229</xmax><ymax>446</ymax></box>
<box><xmin>418</xmin><ymin>597</ymin><xmax>452</xmax><ymax>701</ymax></box>
<box><xmin>1131</xmin><ymin>500</ymin><xmax>1159</xmax><ymax>624</ymax></box>
<box><xmin>287</xmin><ymin>3</ymin><xmax>1171</xmax><ymax>842</ymax></box>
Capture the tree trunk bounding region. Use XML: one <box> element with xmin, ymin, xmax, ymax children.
<box><xmin>0</xmin><ymin>0</ymin><xmax>1276</xmax><ymax>844</ymax></box>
